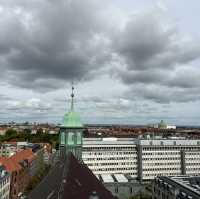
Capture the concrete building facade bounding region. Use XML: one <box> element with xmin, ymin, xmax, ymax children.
<box><xmin>82</xmin><ymin>138</ymin><xmax>200</xmax><ymax>182</ymax></box>
<box><xmin>82</xmin><ymin>138</ymin><xmax>138</xmax><ymax>178</ymax></box>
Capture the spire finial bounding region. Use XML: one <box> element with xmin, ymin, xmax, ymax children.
<box><xmin>71</xmin><ymin>81</ymin><xmax>74</xmax><ymax>111</ymax></box>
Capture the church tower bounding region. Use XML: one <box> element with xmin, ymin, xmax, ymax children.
<box><xmin>59</xmin><ymin>85</ymin><xmax>84</xmax><ymax>161</ymax></box>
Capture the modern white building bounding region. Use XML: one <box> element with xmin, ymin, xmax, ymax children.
<box><xmin>82</xmin><ymin>138</ymin><xmax>200</xmax><ymax>182</ymax></box>
<box><xmin>138</xmin><ymin>139</ymin><xmax>200</xmax><ymax>181</ymax></box>
<box><xmin>82</xmin><ymin>138</ymin><xmax>138</xmax><ymax>178</ymax></box>
<box><xmin>184</xmin><ymin>150</ymin><xmax>200</xmax><ymax>175</ymax></box>
<box><xmin>0</xmin><ymin>165</ymin><xmax>10</xmax><ymax>199</ymax></box>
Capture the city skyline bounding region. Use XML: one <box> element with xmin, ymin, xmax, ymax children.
<box><xmin>0</xmin><ymin>0</ymin><xmax>200</xmax><ymax>125</ymax></box>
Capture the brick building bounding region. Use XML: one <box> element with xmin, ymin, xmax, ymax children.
<box><xmin>0</xmin><ymin>149</ymin><xmax>36</xmax><ymax>199</ymax></box>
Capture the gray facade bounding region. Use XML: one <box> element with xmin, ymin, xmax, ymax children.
<box><xmin>82</xmin><ymin>138</ymin><xmax>200</xmax><ymax>182</ymax></box>
<box><xmin>97</xmin><ymin>173</ymin><xmax>145</xmax><ymax>199</ymax></box>
<box><xmin>152</xmin><ymin>176</ymin><xmax>200</xmax><ymax>199</ymax></box>
<box><xmin>103</xmin><ymin>182</ymin><xmax>142</xmax><ymax>199</ymax></box>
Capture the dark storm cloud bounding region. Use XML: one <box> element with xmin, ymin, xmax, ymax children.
<box><xmin>0</xmin><ymin>0</ymin><xmax>111</xmax><ymax>91</ymax></box>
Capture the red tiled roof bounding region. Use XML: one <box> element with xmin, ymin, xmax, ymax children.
<box><xmin>0</xmin><ymin>149</ymin><xmax>35</xmax><ymax>172</ymax></box>
<box><xmin>3</xmin><ymin>141</ymin><xmax>17</xmax><ymax>145</ymax></box>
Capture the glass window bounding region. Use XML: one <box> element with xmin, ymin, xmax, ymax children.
<box><xmin>77</xmin><ymin>132</ymin><xmax>82</xmax><ymax>144</ymax></box>
<box><xmin>60</xmin><ymin>132</ymin><xmax>65</xmax><ymax>145</ymax></box>
<box><xmin>68</xmin><ymin>132</ymin><xmax>74</xmax><ymax>145</ymax></box>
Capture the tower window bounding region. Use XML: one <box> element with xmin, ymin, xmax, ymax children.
<box><xmin>60</xmin><ymin>132</ymin><xmax>65</xmax><ymax>145</ymax></box>
<box><xmin>68</xmin><ymin>132</ymin><xmax>75</xmax><ymax>145</ymax></box>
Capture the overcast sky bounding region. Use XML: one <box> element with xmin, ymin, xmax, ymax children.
<box><xmin>0</xmin><ymin>0</ymin><xmax>200</xmax><ymax>125</ymax></box>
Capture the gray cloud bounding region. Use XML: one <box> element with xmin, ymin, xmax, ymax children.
<box><xmin>0</xmin><ymin>0</ymin><xmax>111</xmax><ymax>91</ymax></box>
<box><xmin>112</xmin><ymin>12</ymin><xmax>200</xmax><ymax>103</ymax></box>
<box><xmin>125</xmin><ymin>84</ymin><xmax>200</xmax><ymax>104</ymax></box>
<box><xmin>0</xmin><ymin>0</ymin><xmax>200</xmax><ymax>111</ymax></box>
<box><xmin>114</xmin><ymin>13</ymin><xmax>200</xmax><ymax>71</ymax></box>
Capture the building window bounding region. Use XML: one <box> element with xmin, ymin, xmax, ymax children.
<box><xmin>130</xmin><ymin>187</ymin><xmax>133</xmax><ymax>194</ymax></box>
<box><xmin>77</xmin><ymin>132</ymin><xmax>82</xmax><ymax>145</ymax></box>
<box><xmin>115</xmin><ymin>187</ymin><xmax>118</xmax><ymax>193</ymax></box>
<box><xmin>68</xmin><ymin>132</ymin><xmax>74</xmax><ymax>145</ymax></box>
<box><xmin>60</xmin><ymin>132</ymin><xmax>65</xmax><ymax>145</ymax></box>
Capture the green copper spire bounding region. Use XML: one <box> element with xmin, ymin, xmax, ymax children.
<box><xmin>158</xmin><ymin>120</ymin><xmax>167</xmax><ymax>129</ymax></box>
<box><xmin>59</xmin><ymin>84</ymin><xmax>84</xmax><ymax>161</ymax></box>
<box><xmin>62</xmin><ymin>84</ymin><xmax>83</xmax><ymax>128</ymax></box>
<box><xmin>71</xmin><ymin>84</ymin><xmax>74</xmax><ymax>111</ymax></box>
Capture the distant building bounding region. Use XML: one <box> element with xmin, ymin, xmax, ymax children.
<box><xmin>0</xmin><ymin>143</ymin><xmax>18</xmax><ymax>157</ymax></box>
<box><xmin>152</xmin><ymin>176</ymin><xmax>200</xmax><ymax>199</ymax></box>
<box><xmin>0</xmin><ymin>128</ymin><xmax>7</xmax><ymax>136</ymax></box>
<box><xmin>0</xmin><ymin>165</ymin><xmax>10</xmax><ymax>199</ymax></box>
<box><xmin>42</xmin><ymin>143</ymin><xmax>52</xmax><ymax>164</ymax></box>
<box><xmin>149</xmin><ymin>120</ymin><xmax>176</xmax><ymax>129</ymax></box>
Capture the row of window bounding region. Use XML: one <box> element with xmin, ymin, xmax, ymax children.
<box><xmin>142</xmin><ymin>157</ymin><xmax>181</xmax><ymax>160</ymax></box>
<box><xmin>83</xmin><ymin>151</ymin><xmax>136</xmax><ymax>155</ymax></box>
<box><xmin>143</xmin><ymin>162</ymin><xmax>180</xmax><ymax>166</ymax></box>
<box><xmin>92</xmin><ymin>167</ymin><xmax>136</xmax><ymax>171</ymax></box>
<box><xmin>143</xmin><ymin>168</ymin><xmax>181</xmax><ymax>171</ymax></box>
<box><xmin>143</xmin><ymin>147</ymin><xmax>200</xmax><ymax>151</ymax></box>
<box><xmin>143</xmin><ymin>152</ymin><xmax>180</xmax><ymax>155</ymax></box>
<box><xmin>83</xmin><ymin>147</ymin><xmax>135</xmax><ymax>151</ymax></box>
<box><xmin>84</xmin><ymin>157</ymin><xmax>136</xmax><ymax>161</ymax></box>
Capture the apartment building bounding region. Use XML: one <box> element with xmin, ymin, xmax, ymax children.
<box><xmin>82</xmin><ymin>138</ymin><xmax>200</xmax><ymax>181</ymax></box>
<box><xmin>0</xmin><ymin>165</ymin><xmax>10</xmax><ymax>199</ymax></box>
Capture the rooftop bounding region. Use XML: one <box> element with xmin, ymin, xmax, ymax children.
<box><xmin>0</xmin><ymin>149</ymin><xmax>35</xmax><ymax>172</ymax></box>
<box><xmin>83</xmin><ymin>137</ymin><xmax>137</xmax><ymax>146</ymax></box>
<box><xmin>28</xmin><ymin>152</ymin><xmax>118</xmax><ymax>199</ymax></box>
<box><xmin>83</xmin><ymin>137</ymin><xmax>200</xmax><ymax>146</ymax></box>
<box><xmin>157</xmin><ymin>176</ymin><xmax>200</xmax><ymax>199</ymax></box>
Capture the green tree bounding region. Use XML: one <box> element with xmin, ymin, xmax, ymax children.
<box><xmin>5</xmin><ymin>129</ymin><xmax>17</xmax><ymax>137</ymax></box>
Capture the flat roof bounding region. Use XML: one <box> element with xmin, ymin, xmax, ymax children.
<box><xmin>83</xmin><ymin>138</ymin><xmax>137</xmax><ymax>146</ymax></box>
<box><xmin>114</xmin><ymin>174</ymin><xmax>128</xmax><ymax>183</ymax></box>
<box><xmin>140</xmin><ymin>139</ymin><xmax>200</xmax><ymax>146</ymax></box>
<box><xmin>101</xmin><ymin>174</ymin><xmax>115</xmax><ymax>183</ymax></box>
<box><xmin>83</xmin><ymin>138</ymin><xmax>200</xmax><ymax>147</ymax></box>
